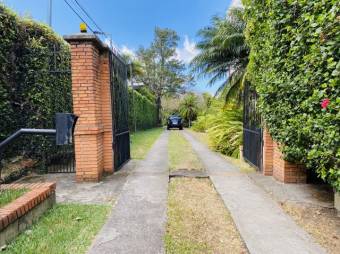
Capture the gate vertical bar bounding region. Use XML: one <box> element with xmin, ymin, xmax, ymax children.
<box><xmin>109</xmin><ymin>51</ymin><xmax>131</xmax><ymax>170</ymax></box>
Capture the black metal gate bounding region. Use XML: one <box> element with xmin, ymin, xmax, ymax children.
<box><xmin>243</xmin><ymin>83</ymin><xmax>262</xmax><ymax>170</ymax></box>
<box><xmin>110</xmin><ymin>52</ymin><xmax>131</xmax><ymax>169</ymax></box>
<box><xmin>46</xmin><ymin>138</ymin><xmax>75</xmax><ymax>173</ymax></box>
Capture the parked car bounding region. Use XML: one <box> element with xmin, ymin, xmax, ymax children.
<box><xmin>167</xmin><ymin>115</ymin><xmax>183</xmax><ymax>130</ymax></box>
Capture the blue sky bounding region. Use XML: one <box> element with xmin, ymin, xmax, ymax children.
<box><xmin>2</xmin><ymin>0</ymin><xmax>242</xmax><ymax>94</ymax></box>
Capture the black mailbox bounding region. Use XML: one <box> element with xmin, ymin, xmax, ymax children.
<box><xmin>55</xmin><ymin>113</ymin><xmax>78</xmax><ymax>145</ymax></box>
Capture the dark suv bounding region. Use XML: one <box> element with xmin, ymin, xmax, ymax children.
<box><xmin>167</xmin><ymin>115</ymin><xmax>183</xmax><ymax>130</ymax></box>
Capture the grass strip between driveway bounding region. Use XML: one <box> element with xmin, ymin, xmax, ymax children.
<box><xmin>165</xmin><ymin>178</ymin><xmax>248</xmax><ymax>254</ymax></box>
<box><xmin>0</xmin><ymin>188</ymin><xmax>28</xmax><ymax>208</ymax></box>
<box><xmin>168</xmin><ymin>130</ymin><xmax>203</xmax><ymax>172</ymax></box>
<box><xmin>130</xmin><ymin>127</ymin><xmax>164</xmax><ymax>160</ymax></box>
<box><xmin>2</xmin><ymin>203</ymin><xmax>111</xmax><ymax>254</ymax></box>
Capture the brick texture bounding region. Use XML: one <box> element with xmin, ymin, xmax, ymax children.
<box><xmin>273</xmin><ymin>143</ymin><xmax>307</xmax><ymax>183</ymax></box>
<box><xmin>262</xmin><ymin>128</ymin><xmax>306</xmax><ymax>183</ymax></box>
<box><xmin>66</xmin><ymin>37</ymin><xmax>114</xmax><ymax>182</ymax></box>
<box><xmin>100</xmin><ymin>52</ymin><xmax>113</xmax><ymax>173</ymax></box>
<box><xmin>262</xmin><ymin>129</ymin><xmax>274</xmax><ymax>176</ymax></box>
<box><xmin>0</xmin><ymin>183</ymin><xmax>56</xmax><ymax>231</ymax></box>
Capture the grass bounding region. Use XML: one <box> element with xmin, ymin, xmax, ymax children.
<box><xmin>0</xmin><ymin>188</ymin><xmax>28</xmax><ymax>208</ymax></box>
<box><xmin>3</xmin><ymin>203</ymin><xmax>111</xmax><ymax>254</ymax></box>
<box><xmin>130</xmin><ymin>127</ymin><xmax>164</xmax><ymax>159</ymax></box>
<box><xmin>165</xmin><ymin>178</ymin><xmax>248</xmax><ymax>254</ymax></box>
<box><xmin>168</xmin><ymin>130</ymin><xmax>204</xmax><ymax>172</ymax></box>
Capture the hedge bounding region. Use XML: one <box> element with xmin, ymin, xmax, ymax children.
<box><xmin>244</xmin><ymin>1</ymin><xmax>340</xmax><ymax>190</ymax></box>
<box><xmin>0</xmin><ymin>5</ymin><xmax>72</xmax><ymax>159</ymax></box>
<box><xmin>128</xmin><ymin>88</ymin><xmax>158</xmax><ymax>131</ymax></box>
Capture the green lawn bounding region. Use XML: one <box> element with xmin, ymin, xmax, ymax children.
<box><xmin>3</xmin><ymin>204</ymin><xmax>111</xmax><ymax>254</ymax></box>
<box><xmin>130</xmin><ymin>127</ymin><xmax>164</xmax><ymax>159</ymax></box>
<box><xmin>0</xmin><ymin>188</ymin><xmax>27</xmax><ymax>208</ymax></box>
<box><xmin>168</xmin><ymin>130</ymin><xmax>203</xmax><ymax>172</ymax></box>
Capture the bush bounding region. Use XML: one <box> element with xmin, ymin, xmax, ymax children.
<box><xmin>244</xmin><ymin>0</ymin><xmax>340</xmax><ymax>190</ymax></box>
<box><xmin>0</xmin><ymin>5</ymin><xmax>72</xmax><ymax>159</ymax></box>
<box><xmin>192</xmin><ymin>100</ymin><xmax>243</xmax><ymax>158</ymax></box>
<box><xmin>128</xmin><ymin>88</ymin><xmax>158</xmax><ymax>131</ymax></box>
<box><xmin>207</xmin><ymin>109</ymin><xmax>243</xmax><ymax>158</ymax></box>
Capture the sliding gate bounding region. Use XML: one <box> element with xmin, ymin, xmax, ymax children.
<box><xmin>110</xmin><ymin>52</ymin><xmax>131</xmax><ymax>169</ymax></box>
<box><xmin>243</xmin><ymin>84</ymin><xmax>262</xmax><ymax>170</ymax></box>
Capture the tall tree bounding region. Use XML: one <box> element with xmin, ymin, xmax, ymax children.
<box><xmin>136</xmin><ymin>28</ymin><xmax>191</xmax><ymax>123</ymax></box>
<box><xmin>191</xmin><ymin>7</ymin><xmax>248</xmax><ymax>104</ymax></box>
<box><xmin>179</xmin><ymin>93</ymin><xmax>199</xmax><ymax>127</ymax></box>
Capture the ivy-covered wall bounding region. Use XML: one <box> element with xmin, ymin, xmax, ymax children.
<box><xmin>244</xmin><ymin>1</ymin><xmax>339</xmax><ymax>190</ymax></box>
<box><xmin>128</xmin><ymin>88</ymin><xmax>158</xmax><ymax>131</ymax></box>
<box><xmin>0</xmin><ymin>6</ymin><xmax>72</xmax><ymax>156</ymax></box>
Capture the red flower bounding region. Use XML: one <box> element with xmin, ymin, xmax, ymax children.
<box><xmin>321</xmin><ymin>98</ymin><xmax>330</xmax><ymax>109</ymax></box>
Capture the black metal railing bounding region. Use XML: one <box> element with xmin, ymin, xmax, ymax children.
<box><xmin>110</xmin><ymin>51</ymin><xmax>131</xmax><ymax>169</ymax></box>
<box><xmin>0</xmin><ymin>123</ymin><xmax>76</xmax><ymax>183</ymax></box>
<box><xmin>243</xmin><ymin>83</ymin><xmax>263</xmax><ymax>170</ymax></box>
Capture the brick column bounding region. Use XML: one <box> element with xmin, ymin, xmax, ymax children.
<box><xmin>273</xmin><ymin>143</ymin><xmax>306</xmax><ymax>183</ymax></box>
<box><xmin>100</xmin><ymin>52</ymin><xmax>113</xmax><ymax>173</ymax></box>
<box><xmin>64</xmin><ymin>34</ymin><xmax>113</xmax><ymax>181</ymax></box>
<box><xmin>262</xmin><ymin>129</ymin><xmax>274</xmax><ymax>176</ymax></box>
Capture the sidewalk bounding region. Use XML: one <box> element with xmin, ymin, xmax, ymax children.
<box><xmin>183</xmin><ymin>131</ymin><xmax>326</xmax><ymax>254</ymax></box>
<box><xmin>88</xmin><ymin>131</ymin><xmax>169</xmax><ymax>254</ymax></box>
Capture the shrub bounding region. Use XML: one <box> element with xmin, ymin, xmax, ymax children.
<box><xmin>128</xmin><ymin>88</ymin><xmax>158</xmax><ymax>131</ymax></box>
<box><xmin>207</xmin><ymin>109</ymin><xmax>243</xmax><ymax>158</ymax></box>
<box><xmin>0</xmin><ymin>5</ymin><xmax>72</xmax><ymax>159</ymax></box>
<box><xmin>244</xmin><ymin>0</ymin><xmax>340</xmax><ymax>190</ymax></box>
<box><xmin>192</xmin><ymin>100</ymin><xmax>243</xmax><ymax>158</ymax></box>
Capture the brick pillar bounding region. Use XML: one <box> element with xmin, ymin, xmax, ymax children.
<box><xmin>262</xmin><ymin>129</ymin><xmax>274</xmax><ymax>176</ymax></box>
<box><xmin>100</xmin><ymin>52</ymin><xmax>113</xmax><ymax>173</ymax></box>
<box><xmin>273</xmin><ymin>142</ymin><xmax>307</xmax><ymax>183</ymax></box>
<box><xmin>64</xmin><ymin>34</ymin><xmax>113</xmax><ymax>181</ymax></box>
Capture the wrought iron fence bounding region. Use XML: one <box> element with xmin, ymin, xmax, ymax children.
<box><xmin>110</xmin><ymin>51</ymin><xmax>131</xmax><ymax>169</ymax></box>
<box><xmin>243</xmin><ymin>83</ymin><xmax>262</xmax><ymax>170</ymax></box>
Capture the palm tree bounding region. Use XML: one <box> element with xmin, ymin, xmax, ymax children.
<box><xmin>179</xmin><ymin>93</ymin><xmax>199</xmax><ymax>127</ymax></box>
<box><xmin>191</xmin><ymin>7</ymin><xmax>249</xmax><ymax>104</ymax></box>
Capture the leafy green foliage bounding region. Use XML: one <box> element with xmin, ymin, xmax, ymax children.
<box><xmin>128</xmin><ymin>88</ymin><xmax>158</xmax><ymax>131</ymax></box>
<box><xmin>191</xmin><ymin>7</ymin><xmax>248</xmax><ymax>104</ymax></box>
<box><xmin>0</xmin><ymin>5</ymin><xmax>72</xmax><ymax>159</ymax></box>
<box><xmin>136</xmin><ymin>28</ymin><xmax>193</xmax><ymax>123</ymax></box>
<box><xmin>244</xmin><ymin>0</ymin><xmax>340</xmax><ymax>190</ymax></box>
<box><xmin>192</xmin><ymin>100</ymin><xmax>243</xmax><ymax>158</ymax></box>
<box><xmin>179</xmin><ymin>93</ymin><xmax>199</xmax><ymax>127</ymax></box>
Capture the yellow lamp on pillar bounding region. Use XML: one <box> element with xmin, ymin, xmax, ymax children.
<box><xmin>80</xmin><ymin>23</ymin><xmax>87</xmax><ymax>33</ymax></box>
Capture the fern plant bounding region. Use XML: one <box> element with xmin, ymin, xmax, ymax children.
<box><xmin>192</xmin><ymin>99</ymin><xmax>243</xmax><ymax>158</ymax></box>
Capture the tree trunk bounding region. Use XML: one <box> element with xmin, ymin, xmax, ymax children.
<box><xmin>156</xmin><ymin>96</ymin><xmax>162</xmax><ymax>125</ymax></box>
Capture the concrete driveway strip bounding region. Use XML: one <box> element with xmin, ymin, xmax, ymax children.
<box><xmin>183</xmin><ymin>131</ymin><xmax>326</xmax><ymax>254</ymax></box>
<box><xmin>88</xmin><ymin>131</ymin><xmax>169</xmax><ymax>254</ymax></box>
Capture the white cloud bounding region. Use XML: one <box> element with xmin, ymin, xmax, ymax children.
<box><xmin>120</xmin><ymin>45</ymin><xmax>136</xmax><ymax>59</ymax></box>
<box><xmin>103</xmin><ymin>38</ymin><xmax>136</xmax><ymax>60</ymax></box>
<box><xmin>175</xmin><ymin>36</ymin><xmax>199</xmax><ymax>64</ymax></box>
<box><xmin>230</xmin><ymin>0</ymin><xmax>243</xmax><ymax>8</ymax></box>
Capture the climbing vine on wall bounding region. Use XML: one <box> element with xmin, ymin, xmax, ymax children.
<box><xmin>244</xmin><ymin>0</ymin><xmax>340</xmax><ymax>190</ymax></box>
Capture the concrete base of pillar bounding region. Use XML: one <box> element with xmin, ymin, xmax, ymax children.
<box><xmin>335</xmin><ymin>192</ymin><xmax>340</xmax><ymax>217</ymax></box>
